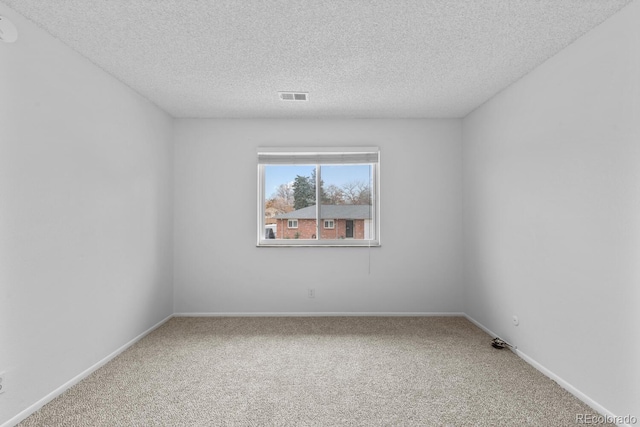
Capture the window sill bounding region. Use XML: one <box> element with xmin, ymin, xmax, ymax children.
<box><xmin>257</xmin><ymin>239</ymin><xmax>380</xmax><ymax>247</ymax></box>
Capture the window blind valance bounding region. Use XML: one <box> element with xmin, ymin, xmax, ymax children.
<box><xmin>257</xmin><ymin>147</ymin><xmax>379</xmax><ymax>165</ymax></box>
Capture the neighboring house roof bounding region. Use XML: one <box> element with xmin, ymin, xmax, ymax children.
<box><xmin>275</xmin><ymin>205</ymin><xmax>372</xmax><ymax>220</ymax></box>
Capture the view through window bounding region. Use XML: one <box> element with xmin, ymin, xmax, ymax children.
<box><xmin>258</xmin><ymin>148</ymin><xmax>379</xmax><ymax>246</ymax></box>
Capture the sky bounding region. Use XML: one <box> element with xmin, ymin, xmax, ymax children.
<box><xmin>265</xmin><ymin>165</ymin><xmax>372</xmax><ymax>198</ymax></box>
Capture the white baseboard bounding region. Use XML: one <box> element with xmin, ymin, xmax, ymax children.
<box><xmin>513</xmin><ymin>349</ymin><xmax>635</xmax><ymax>427</ymax></box>
<box><xmin>2</xmin><ymin>314</ymin><xmax>173</xmax><ymax>427</ymax></box>
<box><xmin>463</xmin><ymin>313</ymin><xmax>500</xmax><ymax>337</ymax></box>
<box><xmin>464</xmin><ymin>314</ymin><xmax>632</xmax><ymax>427</ymax></box>
<box><xmin>174</xmin><ymin>311</ymin><xmax>467</xmax><ymax>317</ymax></box>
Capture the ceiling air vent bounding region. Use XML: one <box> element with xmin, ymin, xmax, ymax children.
<box><xmin>279</xmin><ymin>92</ymin><xmax>308</xmax><ymax>101</ymax></box>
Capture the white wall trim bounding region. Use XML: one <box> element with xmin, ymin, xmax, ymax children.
<box><xmin>463</xmin><ymin>313</ymin><xmax>500</xmax><ymax>337</ymax></box>
<box><xmin>173</xmin><ymin>312</ymin><xmax>467</xmax><ymax>317</ymax></box>
<box><xmin>1</xmin><ymin>315</ymin><xmax>173</xmax><ymax>427</ymax></box>
<box><xmin>464</xmin><ymin>314</ymin><xmax>632</xmax><ymax>427</ymax></box>
<box><xmin>513</xmin><ymin>349</ymin><xmax>634</xmax><ymax>427</ymax></box>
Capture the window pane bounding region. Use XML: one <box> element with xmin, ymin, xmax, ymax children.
<box><xmin>318</xmin><ymin>164</ymin><xmax>374</xmax><ymax>240</ymax></box>
<box><xmin>258</xmin><ymin>148</ymin><xmax>380</xmax><ymax>247</ymax></box>
<box><xmin>264</xmin><ymin>165</ymin><xmax>317</xmax><ymax>240</ymax></box>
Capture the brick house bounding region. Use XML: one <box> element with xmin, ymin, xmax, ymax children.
<box><xmin>274</xmin><ymin>205</ymin><xmax>372</xmax><ymax>240</ymax></box>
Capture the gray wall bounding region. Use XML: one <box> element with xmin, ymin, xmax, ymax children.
<box><xmin>173</xmin><ymin>119</ymin><xmax>464</xmax><ymax>314</ymax></box>
<box><xmin>462</xmin><ymin>0</ymin><xmax>640</xmax><ymax>418</ymax></box>
<box><xmin>0</xmin><ymin>5</ymin><xmax>174</xmax><ymax>425</ymax></box>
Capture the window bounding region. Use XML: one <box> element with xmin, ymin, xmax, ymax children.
<box><xmin>257</xmin><ymin>147</ymin><xmax>380</xmax><ymax>246</ymax></box>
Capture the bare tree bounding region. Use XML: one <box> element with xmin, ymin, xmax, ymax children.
<box><xmin>274</xmin><ymin>183</ymin><xmax>294</xmax><ymax>205</ymax></box>
<box><xmin>266</xmin><ymin>197</ymin><xmax>294</xmax><ymax>214</ymax></box>
<box><xmin>324</xmin><ymin>184</ymin><xmax>345</xmax><ymax>205</ymax></box>
<box><xmin>266</xmin><ymin>183</ymin><xmax>295</xmax><ymax>214</ymax></box>
<box><xmin>342</xmin><ymin>180</ymin><xmax>371</xmax><ymax>205</ymax></box>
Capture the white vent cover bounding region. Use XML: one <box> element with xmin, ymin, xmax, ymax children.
<box><xmin>279</xmin><ymin>92</ymin><xmax>308</xmax><ymax>101</ymax></box>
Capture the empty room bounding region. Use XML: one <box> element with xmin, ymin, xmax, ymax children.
<box><xmin>1</xmin><ymin>0</ymin><xmax>638</xmax><ymax>426</ymax></box>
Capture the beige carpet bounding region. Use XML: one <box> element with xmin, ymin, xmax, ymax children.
<box><xmin>19</xmin><ymin>317</ymin><xmax>609</xmax><ymax>426</ymax></box>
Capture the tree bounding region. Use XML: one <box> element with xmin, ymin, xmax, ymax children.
<box><xmin>356</xmin><ymin>182</ymin><xmax>372</xmax><ymax>205</ymax></box>
<box><xmin>275</xmin><ymin>182</ymin><xmax>294</xmax><ymax>205</ymax></box>
<box><xmin>292</xmin><ymin>173</ymin><xmax>371</xmax><ymax>209</ymax></box>
<box><xmin>292</xmin><ymin>175</ymin><xmax>314</xmax><ymax>209</ymax></box>
<box><xmin>266</xmin><ymin>182</ymin><xmax>294</xmax><ymax>214</ymax></box>
<box><xmin>342</xmin><ymin>180</ymin><xmax>371</xmax><ymax>205</ymax></box>
<box><xmin>266</xmin><ymin>196</ymin><xmax>293</xmax><ymax>214</ymax></box>
<box><xmin>311</xmin><ymin>169</ymin><xmax>330</xmax><ymax>204</ymax></box>
<box><xmin>324</xmin><ymin>184</ymin><xmax>345</xmax><ymax>205</ymax></box>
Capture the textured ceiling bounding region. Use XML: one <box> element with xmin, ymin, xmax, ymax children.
<box><xmin>2</xmin><ymin>0</ymin><xmax>633</xmax><ymax>118</ymax></box>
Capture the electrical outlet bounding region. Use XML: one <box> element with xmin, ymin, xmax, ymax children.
<box><xmin>0</xmin><ymin>372</ymin><xmax>5</xmax><ymax>395</ymax></box>
<box><xmin>308</xmin><ymin>288</ymin><xmax>315</xmax><ymax>298</ymax></box>
<box><xmin>513</xmin><ymin>315</ymin><xmax>519</xmax><ymax>326</ymax></box>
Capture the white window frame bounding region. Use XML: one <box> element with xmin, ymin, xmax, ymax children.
<box><xmin>324</xmin><ymin>219</ymin><xmax>335</xmax><ymax>229</ymax></box>
<box><xmin>257</xmin><ymin>146</ymin><xmax>380</xmax><ymax>247</ymax></box>
<box><xmin>288</xmin><ymin>219</ymin><xmax>298</xmax><ymax>229</ymax></box>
